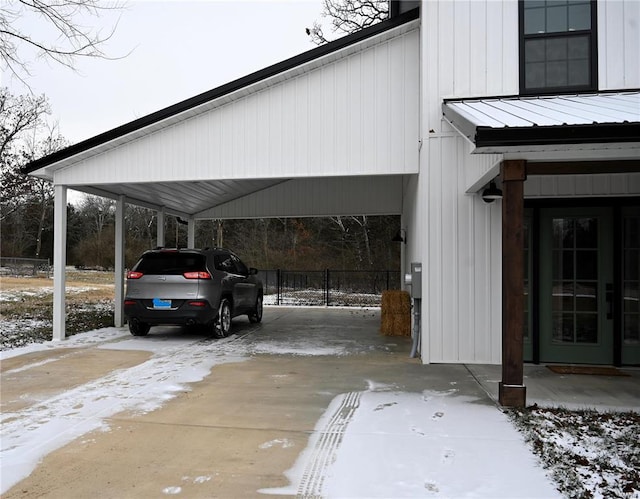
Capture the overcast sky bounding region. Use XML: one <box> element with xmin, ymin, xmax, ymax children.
<box><xmin>4</xmin><ymin>0</ymin><xmax>326</xmax><ymax>145</ymax></box>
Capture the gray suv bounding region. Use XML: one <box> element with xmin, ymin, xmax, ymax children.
<box><xmin>124</xmin><ymin>247</ymin><xmax>263</xmax><ymax>337</ymax></box>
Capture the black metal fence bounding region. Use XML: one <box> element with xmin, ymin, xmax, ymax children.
<box><xmin>258</xmin><ymin>269</ymin><xmax>401</xmax><ymax>307</ymax></box>
<box><xmin>0</xmin><ymin>257</ymin><xmax>51</xmax><ymax>276</ymax></box>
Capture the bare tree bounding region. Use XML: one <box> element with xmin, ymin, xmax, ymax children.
<box><xmin>0</xmin><ymin>0</ymin><xmax>125</xmax><ymax>84</ymax></box>
<box><xmin>0</xmin><ymin>87</ymin><xmax>51</xmax><ymax>222</ymax></box>
<box><xmin>23</xmin><ymin>124</ymin><xmax>66</xmax><ymax>257</ymax></box>
<box><xmin>306</xmin><ymin>0</ymin><xmax>388</xmax><ymax>45</ymax></box>
<box><xmin>0</xmin><ymin>89</ymin><xmax>67</xmax><ymax>258</ymax></box>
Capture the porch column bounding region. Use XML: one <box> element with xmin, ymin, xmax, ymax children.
<box><xmin>114</xmin><ymin>195</ymin><xmax>126</xmax><ymax>327</ymax></box>
<box><xmin>157</xmin><ymin>208</ymin><xmax>165</xmax><ymax>247</ymax></box>
<box><xmin>499</xmin><ymin>160</ymin><xmax>527</xmax><ymax>407</ymax></box>
<box><xmin>187</xmin><ymin>218</ymin><xmax>195</xmax><ymax>248</ymax></box>
<box><xmin>52</xmin><ymin>185</ymin><xmax>67</xmax><ymax>341</ymax></box>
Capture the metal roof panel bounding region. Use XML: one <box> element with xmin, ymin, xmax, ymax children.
<box><xmin>442</xmin><ymin>91</ymin><xmax>640</xmax><ymax>152</ymax></box>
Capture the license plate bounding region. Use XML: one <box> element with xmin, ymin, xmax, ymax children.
<box><xmin>153</xmin><ymin>298</ymin><xmax>171</xmax><ymax>309</ymax></box>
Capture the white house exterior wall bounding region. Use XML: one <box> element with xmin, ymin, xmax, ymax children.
<box><xmin>52</xmin><ymin>28</ymin><xmax>420</xmax><ymax>188</ymax></box>
<box><xmin>408</xmin><ymin>0</ymin><xmax>520</xmax><ymax>364</ymax></box>
<box><xmin>598</xmin><ymin>0</ymin><xmax>640</xmax><ymax>90</ymax></box>
<box><xmin>411</xmin><ymin>0</ymin><xmax>639</xmax><ymax>364</ymax></box>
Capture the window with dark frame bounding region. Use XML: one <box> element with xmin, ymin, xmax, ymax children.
<box><xmin>519</xmin><ymin>0</ymin><xmax>598</xmax><ymax>95</ymax></box>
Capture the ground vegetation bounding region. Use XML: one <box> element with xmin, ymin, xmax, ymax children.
<box><xmin>509</xmin><ymin>406</ymin><xmax>640</xmax><ymax>499</ymax></box>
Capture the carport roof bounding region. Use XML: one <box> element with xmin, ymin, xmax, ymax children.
<box><xmin>22</xmin><ymin>8</ymin><xmax>419</xmax><ymax>175</ymax></box>
<box><xmin>442</xmin><ymin>91</ymin><xmax>640</xmax><ymax>154</ymax></box>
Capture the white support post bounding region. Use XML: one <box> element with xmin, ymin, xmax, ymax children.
<box><xmin>114</xmin><ymin>195</ymin><xmax>126</xmax><ymax>327</ymax></box>
<box><xmin>157</xmin><ymin>208</ymin><xmax>165</xmax><ymax>247</ymax></box>
<box><xmin>52</xmin><ymin>185</ymin><xmax>67</xmax><ymax>341</ymax></box>
<box><xmin>187</xmin><ymin>218</ymin><xmax>195</xmax><ymax>248</ymax></box>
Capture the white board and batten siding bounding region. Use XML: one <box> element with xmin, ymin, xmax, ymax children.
<box><xmin>53</xmin><ymin>27</ymin><xmax>420</xmax><ymax>188</ymax></box>
<box><xmin>598</xmin><ymin>0</ymin><xmax>640</xmax><ymax>90</ymax></box>
<box><xmin>410</xmin><ymin>0</ymin><xmax>640</xmax><ymax>364</ymax></box>
<box><xmin>407</xmin><ymin>1</ymin><xmax>521</xmax><ymax>364</ymax></box>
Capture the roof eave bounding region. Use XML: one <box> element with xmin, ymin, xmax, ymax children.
<box><xmin>475</xmin><ymin>122</ymin><xmax>640</xmax><ymax>149</ymax></box>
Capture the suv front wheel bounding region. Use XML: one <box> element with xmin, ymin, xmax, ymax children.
<box><xmin>215</xmin><ymin>298</ymin><xmax>232</xmax><ymax>338</ymax></box>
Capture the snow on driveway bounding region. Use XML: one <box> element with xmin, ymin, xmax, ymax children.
<box><xmin>1</xmin><ymin>325</ymin><xmax>559</xmax><ymax>497</ymax></box>
<box><xmin>262</xmin><ymin>387</ymin><xmax>560</xmax><ymax>498</ymax></box>
<box><xmin>0</xmin><ymin>327</ymin><xmax>249</xmax><ymax>494</ymax></box>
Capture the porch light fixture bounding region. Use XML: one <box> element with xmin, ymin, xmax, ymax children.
<box><xmin>392</xmin><ymin>229</ymin><xmax>407</xmax><ymax>244</ymax></box>
<box><xmin>481</xmin><ymin>181</ymin><xmax>503</xmax><ymax>203</ymax></box>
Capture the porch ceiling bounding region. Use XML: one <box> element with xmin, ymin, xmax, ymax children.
<box><xmin>76</xmin><ymin>178</ymin><xmax>287</xmax><ymax>218</ymax></box>
<box><xmin>72</xmin><ymin>174</ymin><xmax>407</xmax><ymax>220</ymax></box>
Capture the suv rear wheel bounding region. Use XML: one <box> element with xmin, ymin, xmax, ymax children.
<box><xmin>248</xmin><ymin>293</ymin><xmax>263</xmax><ymax>323</ymax></box>
<box><xmin>215</xmin><ymin>298</ymin><xmax>232</xmax><ymax>338</ymax></box>
<box><xmin>129</xmin><ymin>320</ymin><xmax>150</xmax><ymax>336</ymax></box>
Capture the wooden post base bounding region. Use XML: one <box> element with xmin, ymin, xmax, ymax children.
<box><xmin>499</xmin><ymin>382</ymin><xmax>527</xmax><ymax>407</ymax></box>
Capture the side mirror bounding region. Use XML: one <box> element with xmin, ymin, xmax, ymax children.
<box><xmin>249</xmin><ymin>267</ymin><xmax>259</xmax><ymax>275</ymax></box>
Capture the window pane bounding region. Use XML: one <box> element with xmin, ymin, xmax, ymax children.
<box><xmin>576</xmin><ymin>250</ymin><xmax>597</xmax><ymax>279</ymax></box>
<box><xmin>525</xmin><ymin>7</ymin><xmax>546</xmax><ymax>34</ymax></box>
<box><xmin>568</xmin><ymin>3</ymin><xmax>591</xmax><ymax>30</ymax></box>
<box><xmin>553</xmin><ymin>281</ymin><xmax>574</xmax><ymax>310</ymax></box>
<box><xmin>624</xmin><ymin>217</ymin><xmax>640</xmax><ymax>248</ymax></box>
<box><xmin>547</xmin><ymin>5</ymin><xmax>568</xmax><ymax>33</ymax></box>
<box><xmin>568</xmin><ymin>36</ymin><xmax>589</xmax><ymax>58</ymax></box>
<box><xmin>552</xmin><ymin>250</ymin><xmax>570</xmax><ymax>279</ymax></box>
<box><xmin>625</xmin><ymin>315</ymin><xmax>639</xmax><ymax>344</ymax></box>
<box><xmin>576</xmin><ymin>282</ymin><xmax>597</xmax><ymax>312</ymax></box>
<box><xmin>568</xmin><ymin>59</ymin><xmax>590</xmax><ymax>85</ymax></box>
<box><xmin>624</xmin><ymin>283</ymin><xmax>639</xmax><ymax>313</ymax></box>
<box><xmin>575</xmin><ymin>218</ymin><xmax>598</xmax><ymax>248</ymax></box>
<box><xmin>553</xmin><ymin>313</ymin><xmax>575</xmax><ymax>342</ymax></box>
<box><xmin>526</xmin><ymin>39</ymin><xmax>546</xmax><ymax>62</ymax></box>
<box><xmin>546</xmin><ymin>38</ymin><xmax>568</xmax><ymax>61</ymax></box>
<box><xmin>553</xmin><ymin>218</ymin><xmax>574</xmax><ymax>248</ymax></box>
<box><xmin>526</xmin><ymin>63</ymin><xmax>545</xmax><ymax>89</ymax></box>
<box><xmin>576</xmin><ymin>313</ymin><xmax>598</xmax><ymax>343</ymax></box>
<box><xmin>547</xmin><ymin>60</ymin><xmax>568</xmax><ymax>87</ymax></box>
<box><xmin>625</xmin><ymin>250</ymin><xmax>639</xmax><ymax>279</ymax></box>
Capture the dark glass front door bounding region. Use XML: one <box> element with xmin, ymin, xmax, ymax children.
<box><xmin>622</xmin><ymin>209</ymin><xmax>640</xmax><ymax>365</ymax></box>
<box><xmin>539</xmin><ymin>208</ymin><xmax>613</xmax><ymax>364</ymax></box>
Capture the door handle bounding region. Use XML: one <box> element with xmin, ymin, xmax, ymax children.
<box><xmin>606</xmin><ymin>283</ymin><xmax>613</xmax><ymax>320</ymax></box>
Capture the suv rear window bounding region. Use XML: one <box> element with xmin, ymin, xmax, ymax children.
<box><xmin>134</xmin><ymin>252</ymin><xmax>207</xmax><ymax>275</ymax></box>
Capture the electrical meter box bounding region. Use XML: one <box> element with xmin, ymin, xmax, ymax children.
<box><xmin>410</xmin><ymin>262</ymin><xmax>422</xmax><ymax>299</ymax></box>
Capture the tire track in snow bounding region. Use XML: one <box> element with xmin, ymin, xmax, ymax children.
<box><xmin>296</xmin><ymin>391</ymin><xmax>361</xmax><ymax>497</ymax></box>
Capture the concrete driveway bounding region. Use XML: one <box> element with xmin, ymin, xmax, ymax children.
<box><xmin>1</xmin><ymin>307</ymin><xmax>637</xmax><ymax>497</ymax></box>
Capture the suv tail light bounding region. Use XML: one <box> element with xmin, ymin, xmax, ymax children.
<box><xmin>183</xmin><ymin>271</ymin><xmax>212</xmax><ymax>279</ymax></box>
<box><xmin>127</xmin><ymin>271</ymin><xmax>144</xmax><ymax>279</ymax></box>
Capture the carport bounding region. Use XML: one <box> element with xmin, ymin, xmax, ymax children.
<box><xmin>23</xmin><ymin>11</ymin><xmax>421</xmax><ymax>341</ymax></box>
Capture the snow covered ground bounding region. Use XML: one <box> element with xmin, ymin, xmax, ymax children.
<box><xmin>1</xmin><ymin>326</ymin><xmax>559</xmax><ymax>497</ymax></box>
<box><xmin>1</xmin><ymin>292</ymin><xmax>638</xmax><ymax>497</ymax></box>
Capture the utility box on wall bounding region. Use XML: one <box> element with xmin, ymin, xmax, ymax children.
<box><xmin>409</xmin><ymin>262</ymin><xmax>422</xmax><ymax>299</ymax></box>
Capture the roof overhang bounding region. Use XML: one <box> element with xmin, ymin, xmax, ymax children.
<box><xmin>442</xmin><ymin>92</ymin><xmax>640</xmax><ymax>155</ymax></box>
<box><xmin>23</xmin><ymin>8</ymin><xmax>419</xmax><ymax>178</ymax></box>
